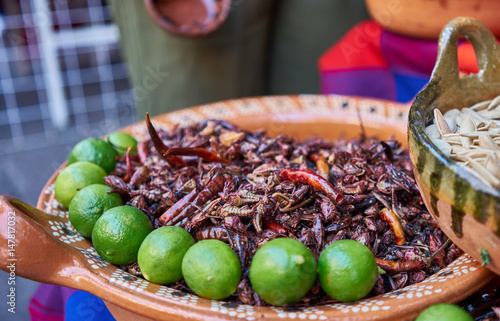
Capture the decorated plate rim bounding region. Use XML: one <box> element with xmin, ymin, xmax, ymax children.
<box><xmin>36</xmin><ymin>95</ymin><xmax>494</xmax><ymax>321</ymax></box>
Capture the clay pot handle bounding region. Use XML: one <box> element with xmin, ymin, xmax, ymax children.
<box><xmin>431</xmin><ymin>17</ymin><xmax>500</xmax><ymax>99</ymax></box>
<box><xmin>0</xmin><ymin>195</ymin><xmax>92</xmax><ymax>289</ymax></box>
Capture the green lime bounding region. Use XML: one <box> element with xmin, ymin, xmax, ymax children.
<box><xmin>54</xmin><ymin>161</ymin><xmax>107</xmax><ymax>208</ymax></box>
<box><xmin>249</xmin><ymin>238</ymin><xmax>316</xmax><ymax>306</ymax></box>
<box><xmin>318</xmin><ymin>239</ymin><xmax>378</xmax><ymax>302</ymax></box>
<box><xmin>92</xmin><ymin>206</ymin><xmax>152</xmax><ymax>265</ymax></box>
<box><xmin>182</xmin><ymin>240</ymin><xmax>241</xmax><ymax>300</ymax></box>
<box><xmin>106</xmin><ymin>132</ymin><xmax>138</xmax><ymax>156</ymax></box>
<box><xmin>68</xmin><ymin>184</ymin><xmax>123</xmax><ymax>238</ymax></box>
<box><xmin>138</xmin><ymin>226</ymin><xmax>195</xmax><ymax>285</ymax></box>
<box><xmin>68</xmin><ymin>137</ymin><xmax>118</xmax><ymax>173</ymax></box>
<box><xmin>415</xmin><ymin>304</ymin><xmax>473</xmax><ymax>321</ymax></box>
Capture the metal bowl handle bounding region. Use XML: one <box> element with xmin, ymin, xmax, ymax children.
<box><xmin>430</xmin><ymin>17</ymin><xmax>500</xmax><ymax>106</ymax></box>
<box><xmin>0</xmin><ymin>195</ymin><xmax>92</xmax><ymax>289</ymax></box>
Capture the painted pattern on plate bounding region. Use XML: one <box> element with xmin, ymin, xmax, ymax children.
<box><xmin>36</xmin><ymin>95</ymin><xmax>492</xmax><ymax>320</ymax></box>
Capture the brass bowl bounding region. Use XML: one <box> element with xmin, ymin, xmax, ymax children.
<box><xmin>1</xmin><ymin>95</ymin><xmax>494</xmax><ymax>321</ymax></box>
<box><xmin>408</xmin><ymin>17</ymin><xmax>500</xmax><ymax>275</ymax></box>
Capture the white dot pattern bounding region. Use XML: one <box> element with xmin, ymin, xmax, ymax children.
<box><xmin>299</xmin><ymin>95</ymin><xmax>330</xmax><ymax>112</ymax></box>
<box><xmin>328</xmin><ymin>94</ymin><xmax>357</xmax><ymax>111</ymax></box>
<box><xmin>44</xmin><ymin>183</ymin><xmax>55</xmax><ymax>195</ymax></box>
<box><xmin>199</xmin><ymin>102</ymin><xmax>238</xmax><ymax>120</ymax></box>
<box><xmin>109</xmin><ymin>269</ymin><xmax>150</xmax><ymax>292</ymax></box>
<box><xmin>35</xmin><ymin>96</ymin><xmax>489</xmax><ymax>320</ymax></box>
<box><xmin>49</xmin><ymin>220</ymin><xmax>84</xmax><ymax>244</ymax></box>
<box><xmin>388</xmin><ymin>102</ymin><xmax>410</xmax><ymax>120</ymax></box>
<box><xmin>167</xmin><ymin>109</ymin><xmax>204</xmax><ymax>126</ymax></box>
<box><xmin>263</xmin><ymin>96</ymin><xmax>299</xmax><ymax>114</ymax></box>
<box><xmin>78</xmin><ymin>248</ymin><xmax>110</xmax><ymax>269</ymax></box>
<box><xmin>231</xmin><ymin>99</ymin><xmax>266</xmax><ymax>115</ymax></box>
<box><xmin>359</xmin><ymin>99</ymin><xmax>386</xmax><ymax>119</ymax></box>
<box><xmin>209</xmin><ymin>301</ymin><xmax>255</xmax><ymax>320</ymax></box>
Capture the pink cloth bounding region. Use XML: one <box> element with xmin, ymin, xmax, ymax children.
<box><xmin>29</xmin><ymin>284</ymin><xmax>77</xmax><ymax>321</ymax></box>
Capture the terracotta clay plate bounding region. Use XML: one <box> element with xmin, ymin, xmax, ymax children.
<box><xmin>0</xmin><ymin>95</ymin><xmax>494</xmax><ymax>321</ymax></box>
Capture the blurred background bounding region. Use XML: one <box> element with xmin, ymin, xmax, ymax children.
<box><xmin>0</xmin><ymin>0</ymin><xmax>134</xmax><ymax>156</ymax></box>
<box><xmin>0</xmin><ymin>1</ymin><xmax>133</xmax><ymax>320</ymax></box>
<box><xmin>3</xmin><ymin>0</ymin><xmax>499</xmax><ymax>320</ymax></box>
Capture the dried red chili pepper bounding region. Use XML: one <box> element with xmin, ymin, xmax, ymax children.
<box><xmin>263</xmin><ymin>219</ymin><xmax>287</xmax><ymax>234</ymax></box>
<box><xmin>375</xmin><ymin>258</ymin><xmax>426</xmax><ymax>273</ymax></box>
<box><xmin>123</xmin><ymin>147</ymin><xmax>134</xmax><ymax>183</ymax></box>
<box><xmin>280</xmin><ymin>169</ymin><xmax>343</xmax><ymax>204</ymax></box>
<box><xmin>310</xmin><ymin>154</ymin><xmax>330</xmax><ymax>180</ymax></box>
<box><xmin>183</xmin><ymin>176</ymin><xmax>228</xmax><ymax>218</ymax></box>
<box><xmin>161</xmin><ymin>176</ymin><xmax>229</xmax><ymax>226</ymax></box>
<box><xmin>165</xmin><ymin>147</ymin><xmax>229</xmax><ymax>164</ymax></box>
<box><xmin>145</xmin><ymin>113</ymin><xmax>187</xmax><ymax>167</ymax></box>
<box><xmin>146</xmin><ymin>113</ymin><xmax>228</xmax><ymax>165</ymax></box>
<box><xmin>378</xmin><ymin>207</ymin><xmax>406</xmax><ymax>245</ymax></box>
<box><xmin>158</xmin><ymin>188</ymin><xmax>197</xmax><ymax>226</ymax></box>
<box><xmin>137</xmin><ymin>139</ymin><xmax>150</xmax><ymax>164</ymax></box>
